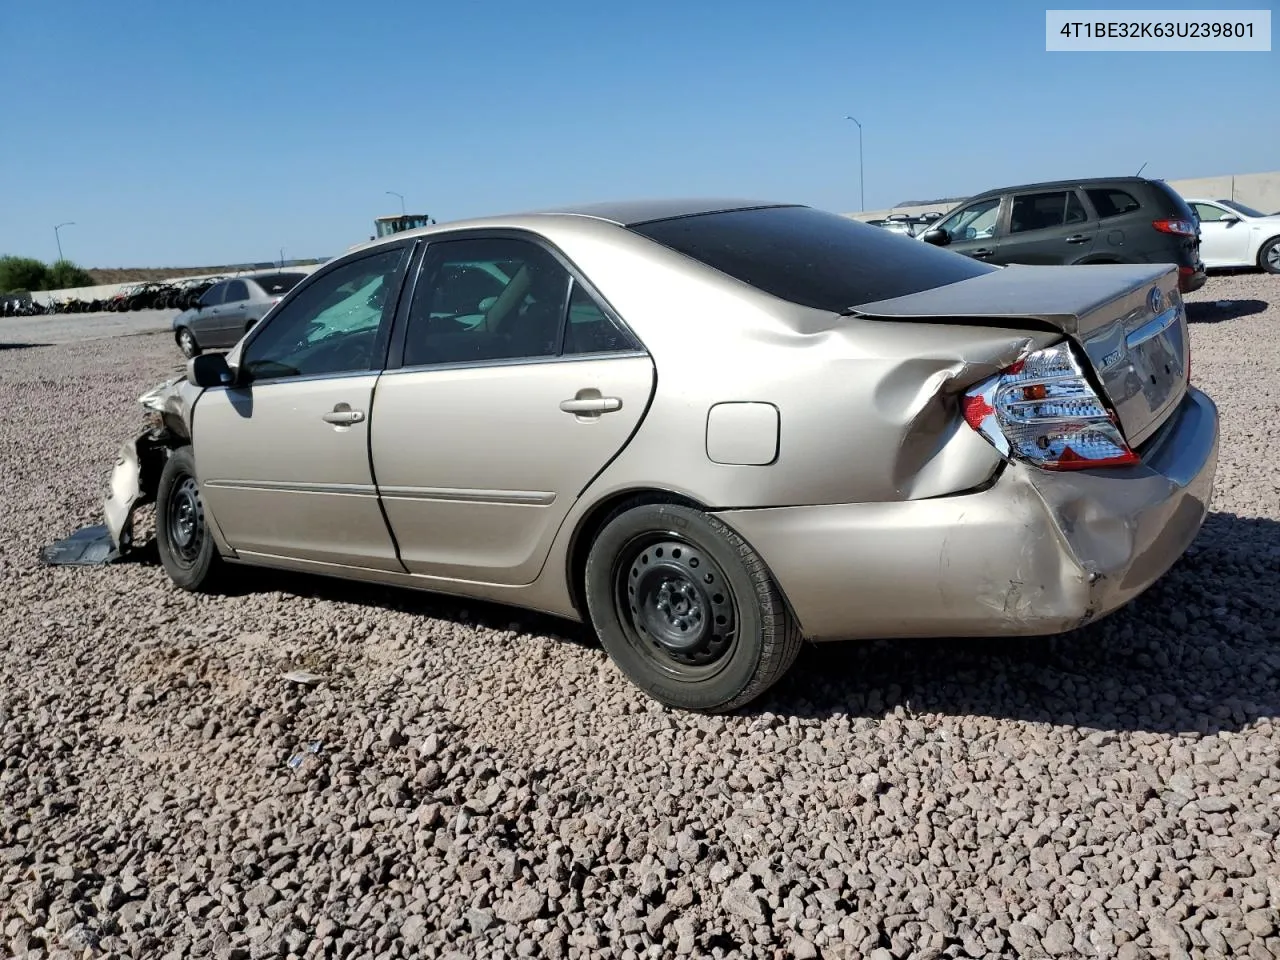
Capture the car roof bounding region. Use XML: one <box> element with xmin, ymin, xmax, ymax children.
<box><xmin>345</xmin><ymin>199</ymin><xmax>798</xmax><ymax>254</ymax></box>
<box><xmin>967</xmin><ymin>176</ymin><xmax>1156</xmax><ymax>199</ymax></box>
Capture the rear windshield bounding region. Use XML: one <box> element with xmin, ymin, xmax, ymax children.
<box><xmin>251</xmin><ymin>272</ymin><xmax>307</xmax><ymax>295</ymax></box>
<box><xmin>630</xmin><ymin>205</ymin><xmax>996</xmax><ymax>312</ymax></box>
<box><xmin>1146</xmin><ymin>180</ymin><xmax>1197</xmax><ymax>220</ymax></box>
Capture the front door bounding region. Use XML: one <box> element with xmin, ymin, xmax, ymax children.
<box><xmin>190</xmin><ymin>281</ymin><xmax>228</xmax><ymax>345</ymax></box>
<box><xmin>370</xmin><ymin>235</ymin><xmax>656</xmax><ymax>585</ymax></box>
<box><xmin>930</xmin><ymin>195</ymin><xmax>1004</xmax><ymax>262</ymax></box>
<box><xmin>1191</xmin><ymin>201</ymin><xmax>1251</xmax><ymax>266</ymax></box>
<box><xmin>214</xmin><ymin>279</ymin><xmax>251</xmax><ymax>346</ymax></box>
<box><xmin>193</xmin><ymin>243</ymin><xmax>414</xmax><ymax>571</ymax></box>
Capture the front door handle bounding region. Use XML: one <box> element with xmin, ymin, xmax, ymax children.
<box><xmin>971</xmin><ymin>248</ymin><xmax>995</xmax><ymax>258</ymax></box>
<box><xmin>322</xmin><ymin>403</ymin><xmax>365</xmax><ymax>425</ymax></box>
<box><xmin>1065</xmin><ymin>234</ymin><xmax>1090</xmax><ymax>244</ymax></box>
<box><xmin>560</xmin><ymin>396</ymin><xmax>622</xmax><ymax>415</ymax></box>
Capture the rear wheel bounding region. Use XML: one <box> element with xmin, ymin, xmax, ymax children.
<box><xmin>155</xmin><ymin>446</ymin><xmax>225</xmax><ymax>592</ymax></box>
<box><xmin>1259</xmin><ymin>237</ymin><xmax>1280</xmax><ymax>274</ymax></box>
<box><xmin>176</xmin><ymin>326</ymin><xmax>200</xmax><ymax>358</ymax></box>
<box><xmin>583</xmin><ymin>502</ymin><xmax>803</xmax><ymax>713</ymax></box>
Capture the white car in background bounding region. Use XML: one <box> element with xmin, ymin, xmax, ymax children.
<box><xmin>1186</xmin><ymin>198</ymin><xmax>1280</xmax><ymax>274</ymax></box>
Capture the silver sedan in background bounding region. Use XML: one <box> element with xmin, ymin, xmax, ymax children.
<box><xmin>172</xmin><ymin>272</ymin><xmax>309</xmax><ymax>357</ymax></box>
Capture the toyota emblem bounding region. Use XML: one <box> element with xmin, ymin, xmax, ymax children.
<box><xmin>1147</xmin><ymin>286</ymin><xmax>1163</xmax><ymax>315</ymax></box>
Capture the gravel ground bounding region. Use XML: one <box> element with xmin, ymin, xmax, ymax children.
<box><xmin>0</xmin><ymin>309</ymin><xmax>175</xmax><ymax>347</ymax></box>
<box><xmin>1</xmin><ymin>273</ymin><xmax>1277</xmax><ymax>960</ymax></box>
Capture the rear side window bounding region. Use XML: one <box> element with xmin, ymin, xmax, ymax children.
<box><xmin>629</xmin><ymin>206</ymin><xmax>996</xmax><ymax>312</ymax></box>
<box><xmin>1086</xmin><ymin>188</ymin><xmax>1141</xmax><ymax>219</ymax></box>
<box><xmin>1145</xmin><ymin>180</ymin><xmax>1197</xmax><ymax>220</ymax></box>
<box><xmin>1009</xmin><ymin>191</ymin><xmax>1085</xmax><ymax>233</ymax></box>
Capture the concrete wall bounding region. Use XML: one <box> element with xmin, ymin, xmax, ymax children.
<box><xmin>846</xmin><ymin>169</ymin><xmax>1280</xmax><ymax>223</ymax></box>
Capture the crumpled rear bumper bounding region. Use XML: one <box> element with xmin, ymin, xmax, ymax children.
<box><xmin>716</xmin><ymin>386</ymin><xmax>1219</xmax><ymax>642</ymax></box>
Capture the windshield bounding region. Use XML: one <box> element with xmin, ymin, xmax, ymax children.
<box><xmin>630</xmin><ymin>205</ymin><xmax>996</xmax><ymax>312</ymax></box>
<box><xmin>1220</xmin><ymin>199</ymin><xmax>1267</xmax><ymax>218</ymax></box>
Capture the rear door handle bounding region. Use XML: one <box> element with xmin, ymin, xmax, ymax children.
<box><xmin>560</xmin><ymin>396</ymin><xmax>622</xmax><ymax>414</ymax></box>
<box><xmin>322</xmin><ymin>403</ymin><xmax>365</xmax><ymax>425</ymax></box>
<box><xmin>1066</xmin><ymin>234</ymin><xmax>1090</xmax><ymax>244</ymax></box>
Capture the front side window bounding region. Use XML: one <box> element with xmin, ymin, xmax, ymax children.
<box><xmin>240</xmin><ymin>246</ymin><xmax>408</xmax><ymax>381</ymax></box>
<box><xmin>198</xmin><ymin>282</ymin><xmax>227</xmax><ymax>307</ymax></box>
<box><xmin>1192</xmin><ymin>202</ymin><xmax>1232</xmax><ymax>222</ymax></box>
<box><xmin>402</xmin><ymin>237</ymin><xmax>572</xmax><ymax>366</ymax></box>
<box><xmin>935</xmin><ymin>198</ymin><xmax>1002</xmax><ymax>242</ymax></box>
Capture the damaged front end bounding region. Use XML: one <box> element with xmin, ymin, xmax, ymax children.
<box><xmin>42</xmin><ymin>374</ymin><xmax>196</xmax><ymax>566</ymax></box>
<box><xmin>105</xmin><ymin>375</ymin><xmax>196</xmax><ymax>553</ymax></box>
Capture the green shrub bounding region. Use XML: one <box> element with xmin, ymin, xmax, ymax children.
<box><xmin>0</xmin><ymin>256</ymin><xmax>49</xmax><ymax>295</ymax></box>
<box><xmin>47</xmin><ymin>259</ymin><xmax>95</xmax><ymax>290</ymax></box>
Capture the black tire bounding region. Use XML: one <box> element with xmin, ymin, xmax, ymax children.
<box><xmin>155</xmin><ymin>446</ymin><xmax>225</xmax><ymax>592</ymax></box>
<box><xmin>176</xmin><ymin>326</ymin><xmax>201</xmax><ymax>358</ymax></box>
<box><xmin>1258</xmin><ymin>237</ymin><xmax>1280</xmax><ymax>275</ymax></box>
<box><xmin>583</xmin><ymin>502</ymin><xmax>803</xmax><ymax>713</ymax></box>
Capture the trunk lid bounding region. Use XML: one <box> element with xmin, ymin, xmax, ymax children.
<box><xmin>849</xmin><ymin>262</ymin><xmax>1189</xmax><ymax>448</ymax></box>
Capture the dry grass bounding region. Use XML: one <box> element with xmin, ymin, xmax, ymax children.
<box><xmin>87</xmin><ymin>261</ymin><xmax>324</xmax><ymax>285</ymax></box>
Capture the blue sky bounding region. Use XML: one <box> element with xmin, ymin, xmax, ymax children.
<box><xmin>1</xmin><ymin>0</ymin><xmax>1275</xmax><ymax>267</ymax></box>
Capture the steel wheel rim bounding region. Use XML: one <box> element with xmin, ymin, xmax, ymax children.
<box><xmin>1267</xmin><ymin>245</ymin><xmax>1280</xmax><ymax>269</ymax></box>
<box><xmin>612</xmin><ymin>533</ymin><xmax>738</xmax><ymax>680</ymax></box>
<box><xmin>166</xmin><ymin>475</ymin><xmax>205</xmax><ymax>565</ymax></box>
<box><xmin>179</xmin><ymin>330</ymin><xmax>195</xmax><ymax>355</ymax></box>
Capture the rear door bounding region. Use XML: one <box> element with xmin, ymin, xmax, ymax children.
<box><xmin>1001</xmin><ymin>189</ymin><xmax>1098</xmax><ymax>264</ymax></box>
<box><xmin>370</xmin><ymin>233</ymin><xmax>655</xmax><ymax>585</ymax></box>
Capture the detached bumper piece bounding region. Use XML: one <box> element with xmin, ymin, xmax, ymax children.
<box><xmin>39</xmin><ymin>524</ymin><xmax>121</xmax><ymax>566</ymax></box>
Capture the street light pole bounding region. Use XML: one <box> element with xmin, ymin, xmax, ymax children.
<box><xmin>386</xmin><ymin>191</ymin><xmax>406</xmax><ymax>215</ymax></box>
<box><xmin>843</xmin><ymin>116</ymin><xmax>864</xmax><ymax>212</ymax></box>
<box><xmin>54</xmin><ymin>221</ymin><xmax>75</xmax><ymax>262</ymax></box>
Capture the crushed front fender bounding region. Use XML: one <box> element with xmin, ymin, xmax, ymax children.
<box><xmin>103</xmin><ymin>429</ymin><xmax>171</xmax><ymax>554</ymax></box>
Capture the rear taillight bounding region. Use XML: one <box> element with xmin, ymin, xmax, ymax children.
<box><xmin>962</xmin><ymin>342</ymin><xmax>1139</xmax><ymax>470</ymax></box>
<box><xmin>1153</xmin><ymin>218</ymin><xmax>1197</xmax><ymax>237</ymax></box>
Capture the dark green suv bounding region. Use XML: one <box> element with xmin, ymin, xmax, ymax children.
<box><xmin>920</xmin><ymin>176</ymin><xmax>1206</xmax><ymax>292</ymax></box>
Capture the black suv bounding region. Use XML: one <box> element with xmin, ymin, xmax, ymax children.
<box><xmin>920</xmin><ymin>176</ymin><xmax>1206</xmax><ymax>292</ymax></box>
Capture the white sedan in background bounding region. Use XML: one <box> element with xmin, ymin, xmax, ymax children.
<box><xmin>1186</xmin><ymin>198</ymin><xmax>1280</xmax><ymax>274</ymax></box>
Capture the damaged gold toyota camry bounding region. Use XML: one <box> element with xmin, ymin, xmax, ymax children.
<box><xmin>93</xmin><ymin>200</ymin><xmax>1218</xmax><ymax>713</ymax></box>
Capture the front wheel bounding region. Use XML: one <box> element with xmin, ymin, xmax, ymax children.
<box><xmin>176</xmin><ymin>326</ymin><xmax>201</xmax><ymax>358</ymax></box>
<box><xmin>1259</xmin><ymin>237</ymin><xmax>1280</xmax><ymax>275</ymax></box>
<box><xmin>583</xmin><ymin>503</ymin><xmax>803</xmax><ymax>713</ymax></box>
<box><xmin>155</xmin><ymin>446</ymin><xmax>225</xmax><ymax>592</ymax></box>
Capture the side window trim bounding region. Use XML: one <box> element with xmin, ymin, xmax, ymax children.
<box><xmin>236</xmin><ymin>239</ymin><xmax>419</xmax><ymax>385</ymax></box>
<box><xmin>384</xmin><ymin>227</ymin><xmax>647</xmax><ymax>372</ymax></box>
